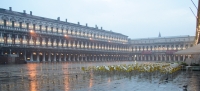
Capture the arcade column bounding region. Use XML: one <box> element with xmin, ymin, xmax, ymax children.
<box><xmin>54</xmin><ymin>53</ymin><xmax>56</xmax><ymax>62</ymax></box>
<box><xmin>42</xmin><ymin>52</ymin><xmax>45</xmax><ymax>62</ymax></box>
<box><xmin>24</xmin><ymin>50</ymin><xmax>26</xmax><ymax>61</ymax></box>
<box><xmin>48</xmin><ymin>52</ymin><xmax>51</xmax><ymax>62</ymax></box>
<box><xmin>30</xmin><ymin>52</ymin><xmax>33</xmax><ymax>61</ymax></box>
<box><xmin>64</xmin><ymin>53</ymin><xmax>66</xmax><ymax>61</ymax></box>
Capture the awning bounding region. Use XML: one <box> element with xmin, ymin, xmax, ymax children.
<box><xmin>174</xmin><ymin>44</ymin><xmax>200</xmax><ymax>55</ymax></box>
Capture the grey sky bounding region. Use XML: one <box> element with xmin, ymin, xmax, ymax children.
<box><xmin>0</xmin><ymin>0</ymin><xmax>198</xmax><ymax>39</ymax></box>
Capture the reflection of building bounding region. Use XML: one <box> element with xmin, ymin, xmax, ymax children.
<box><xmin>0</xmin><ymin>7</ymin><xmax>130</xmax><ymax>63</ymax></box>
<box><xmin>130</xmin><ymin>34</ymin><xmax>195</xmax><ymax>61</ymax></box>
<box><xmin>27</xmin><ymin>64</ymin><xmax>38</xmax><ymax>91</ymax></box>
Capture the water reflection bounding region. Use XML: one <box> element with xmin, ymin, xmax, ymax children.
<box><xmin>0</xmin><ymin>61</ymin><xmax>199</xmax><ymax>91</ymax></box>
<box><xmin>63</xmin><ymin>63</ymin><xmax>70</xmax><ymax>91</ymax></box>
<box><xmin>89</xmin><ymin>73</ymin><xmax>93</xmax><ymax>88</ymax></box>
<box><xmin>27</xmin><ymin>63</ymin><xmax>38</xmax><ymax>91</ymax></box>
<box><xmin>108</xmin><ymin>77</ymin><xmax>111</xmax><ymax>83</ymax></box>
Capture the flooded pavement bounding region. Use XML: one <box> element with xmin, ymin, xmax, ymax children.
<box><xmin>0</xmin><ymin>61</ymin><xmax>199</xmax><ymax>91</ymax></box>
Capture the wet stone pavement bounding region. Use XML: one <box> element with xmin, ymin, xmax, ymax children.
<box><xmin>0</xmin><ymin>61</ymin><xmax>199</xmax><ymax>91</ymax></box>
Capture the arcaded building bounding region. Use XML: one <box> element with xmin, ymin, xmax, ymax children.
<box><xmin>130</xmin><ymin>34</ymin><xmax>195</xmax><ymax>61</ymax></box>
<box><xmin>0</xmin><ymin>7</ymin><xmax>196</xmax><ymax>63</ymax></box>
<box><xmin>0</xmin><ymin>7</ymin><xmax>130</xmax><ymax>63</ymax></box>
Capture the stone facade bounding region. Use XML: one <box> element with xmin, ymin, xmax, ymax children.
<box><xmin>130</xmin><ymin>35</ymin><xmax>195</xmax><ymax>61</ymax></box>
<box><xmin>0</xmin><ymin>7</ymin><xmax>195</xmax><ymax>63</ymax></box>
<box><xmin>0</xmin><ymin>8</ymin><xmax>130</xmax><ymax>62</ymax></box>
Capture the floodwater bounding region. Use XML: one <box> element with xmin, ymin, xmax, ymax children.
<box><xmin>0</xmin><ymin>61</ymin><xmax>199</xmax><ymax>91</ymax></box>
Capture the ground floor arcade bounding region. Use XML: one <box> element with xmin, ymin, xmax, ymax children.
<box><xmin>0</xmin><ymin>48</ymin><xmax>130</xmax><ymax>62</ymax></box>
<box><xmin>131</xmin><ymin>54</ymin><xmax>190</xmax><ymax>61</ymax></box>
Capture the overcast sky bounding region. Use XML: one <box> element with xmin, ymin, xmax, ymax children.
<box><xmin>0</xmin><ymin>0</ymin><xmax>198</xmax><ymax>39</ymax></box>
